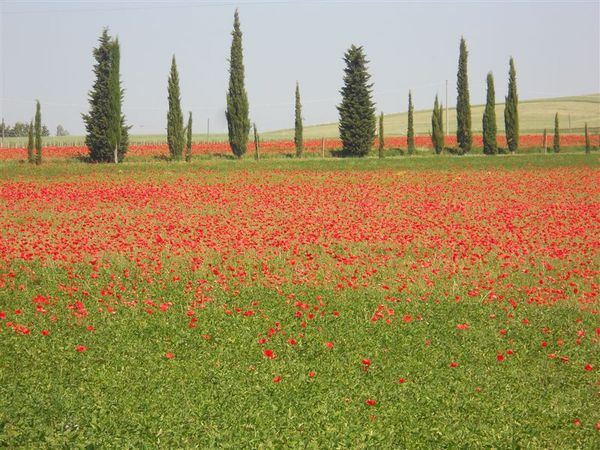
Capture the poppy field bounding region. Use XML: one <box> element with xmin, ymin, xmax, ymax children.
<box><xmin>0</xmin><ymin>133</ymin><xmax>597</xmax><ymax>161</ymax></box>
<box><xmin>0</xmin><ymin>155</ymin><xmax>599</xmax><ymax>448</ymax></box>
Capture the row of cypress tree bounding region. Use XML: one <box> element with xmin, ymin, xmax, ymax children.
<box><xmin>80</xmin><ymin>13</ymin><xmax>590</xmax><ymax>163</ymax></box>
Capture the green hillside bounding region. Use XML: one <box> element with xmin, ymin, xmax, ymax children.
<box><xmin>2</xmin><ymin>94</ymin><xmax>598</xmax><ymax>147</ymax></box>
<box><xmin>262</xmin><ymin>94</ymin><xmax>600</xmax><ymax>140</ymax></box>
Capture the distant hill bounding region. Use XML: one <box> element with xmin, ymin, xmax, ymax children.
<box><xmin>1</xmin><ymin>94</ymin><xmax>598</xmax><ymax>148</ymax></box>
<box><xmin>261</xmin><ymin>93</ymin><xmax>600</xmax><ymax>141</ymax></box>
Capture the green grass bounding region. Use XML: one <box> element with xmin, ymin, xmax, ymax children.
<box><xmin>0</xmin><ymin>151</ymin><xmax>598</xmax><ymax>180</ymax></box>
<box><xmin>2</xmin><ymin>93</ymin><xmax>598</xmax><ymax>147</ymax></box>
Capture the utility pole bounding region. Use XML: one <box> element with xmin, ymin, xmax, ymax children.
<box><xmin>445</xmin><ymin>79</ymin><xmax>449</xmax><ymax>136</ymax></box>
<box><xmin>206</xmin><ymin>118</ymin><xmax>210</xmax><ymax>142</ymax></box>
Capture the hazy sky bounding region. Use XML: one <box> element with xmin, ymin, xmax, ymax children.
<box><xmin>1</xmin><ymin>0</ymin><xmax>599</xmax><ymax>135</ymax></box>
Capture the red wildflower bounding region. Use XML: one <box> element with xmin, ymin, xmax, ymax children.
<box><xmin>263</xmin><ymin>349</ymin><xmax>276</xmax><ymax>359</ymax></box>
<box><xmin>272</xmin><ymin>376</ymin><xmax>282</xmax><ymax>383</ymax></box>
<box><xmin>324</xmin><ymin>342</ymin><xmax>334</xmax><ymax>349</ymax></box>
<box><xmin>76</xmin><ymin>345</ymin><xmax>87</xmax><ymax>353</ymax></box>
<box><xmin>365</xmin><ymin>399</ymin><xmax>377</xmax><ymax>406</ymax></box>
<box><xmin>165</xmin><ymin>352</ymin><xmax>174</xmax><ymax>359</ymax></box>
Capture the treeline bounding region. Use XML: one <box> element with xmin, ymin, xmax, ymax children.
<box><xmin>0</xmin><ymin>121</ymin><xmax>50</xmax><ymax>138</ymax></box>
<box><xmin>15</xmin><ymin>9</ymin><xmax>596</xmax><ymax>164</ymax></box>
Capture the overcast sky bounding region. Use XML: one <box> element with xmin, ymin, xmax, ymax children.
<box><xmin>1</xmin><ymin>0</ymin><xmax>599</xmax><ymax>135</ymax></box>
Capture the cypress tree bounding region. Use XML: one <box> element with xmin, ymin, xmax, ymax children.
<box><xmin>378</xmin><ymin>112</ymin><xmax>384</xmax><ymax>159</ymax></box>
<box><xmin>456</xmin><ymin>37</ymin><xmax>472</xmax><ymax>154</ymax></box>
<box><xmin>27</xmin><ymin>119</ymin><xmax>34</xmax><ymax>163</ymax></box>
<box><xmin>167</xmin><ymin>55</ymin><xmax>184</xmax><ymax>161</ymax></box>
<box><xmin>553</xmin><ymin>113</ymin><xmax>560</xmax><ymax>153</ymax></box>
<box><xmin>482</xmin><ymin>72</ymin><xmax>497</xmax><ymax>155</ymax></box>
<box><xmin>431</xmin><ymin>95</ymin><xmax>444</xmax><ymax>154</ymax></box>
<box><xmin>186</xmin><ymin>112</ymin><xmax>192</xmax><ymax>162</ymax></box>
<box><xmin>407</xmin><ymin>91</ymin><xmax>415</xmax><ymax>155</ymax></box>
<box><xmin>83</xmin><ymin>28</ymin><xmax>129</xmax><ymax>163</ymax></box>
<box><xmin>225</xmin><ymin>9</ymin><xmax>250</xmax><ymax>159</ymax></box>
<box><xmin>584</xmin><ymin>123</ymin><xmax>591</xmax><ymax>154</ymax></box>
<box><xmin>504</xmin><ymin>57</ymin><xmax>519</xmax><ymax>153</ymax></box>
<box><xmin>543</xmin><ymin>128</ymin><xmax>547</xmax><ymax>153</ymax></box>
<box><xmin>337</xmin><ymin>45</ymin><xmax>376</xmax><ymax>157</ymax></box>
<box><xmin>294</xmin><ymin>82</ymin><xmax>303</xmax><ymax>158</ymax></box>
<box><xmin>107</xmin><ymin>40</ymin><xmax>122</xmax><ymax>164</ymax></box>
<box><xmin>253</xmin><ymin>123</ymin><xmax>259</xmax><ymax>160</ymax></box>
<box><xmin>34</xmin><ymin>100</ymin><xmax>42</xmax><ymax>165</ymax></box>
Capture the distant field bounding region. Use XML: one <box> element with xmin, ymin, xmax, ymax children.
<box><xmin>2</xmin><ymin>94</ymin><xmax>598</xmax><ymax>148</ymax></box>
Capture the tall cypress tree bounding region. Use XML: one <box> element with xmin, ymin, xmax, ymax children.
<box><xmin>378</xmin><ymin>112</ymin><xmax>384</xmax><ymax>159</ymax></box>
<box><xmin>225</xmin><ymin>9</ymin><xmax>250</xmax><ymax>159</ymax></box>
<box><xmin>431</xmin><ymin>95</ymin><xmax>444</xmax><ymax>154</ymax></box>
<box><xmin>83</xmin><ymin>28</ymin><xmax>129</xmax><ymax>163</ymax></box>
<box><xmin>294</xmin><ymin>82</ymin><xmax>303</xmax><ymax>158</ymax></box>
<box><xmin>253</xmin><ymin>123</ymin><xmax>259</xmax><ymax>160</ymax></box>
<box><xmin>34</xmin><ymin>100</ymin><xmax>42</xmax><ymax>165</ymax></box>
<box><xmin>504</xmin><ymin>57</ymin><xmax>519</xmax><ymax>153</ymax></box>
<box><xmin>107</xmin><ymin>40</ymin><xmax>122</xmax><ymax>164</ymax></box>
<box><xmin>338</xmin><ymin>45</ymin><xmax>376</xmax><ymax>157</ymax></box>
<box><xmin>456</xmin><ymin>37</ymin><xmax>472</xmax><ymax>154</ymax></box>
<box><xmin>186</xmin><ymin>112</ymin><xmax>192</xmax><ymax>162</ymax></box>
<box><xmin>167</xmin><ymin>55</ymin><xmax>184</xmax><ymax>161</ymax></box>
<box><xmin>27</xmin><ymin>119</ymin><xmax>34</xmax><ymax>163</ymax></box>
<box><xmin>553</xmin><ymin>113</ymin><xmax>560</xmax><ymax>153</ymax></box>
<box><xmin>407</xmin><ymin>91</ymin><xmax>415</xmax><ymax>155</ymax></box>
<box><xmin>482</xmin><ymin>72</ymin><xmax>497</xmax><ymax>155</ymax></box>
<box><xmin>584</xmin><ymin>123</ymin><xmax>591</xmax><ymax>154</ymax></box>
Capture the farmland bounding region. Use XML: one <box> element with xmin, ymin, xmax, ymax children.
<box><xmin>1</xmin><ymin>93</ymin><xmax>598</xmax><ymax>149</ymax></box>
<box><xmin>1</xmin><ymin>154</ymin><xmax>598</xmax><ymax>448</ymax></box>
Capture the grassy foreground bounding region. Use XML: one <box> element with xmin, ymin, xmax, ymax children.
<box><xmin>0</xmin><ymin>154</ymin><xmax>598</xmax><ymax>448</ymax></box>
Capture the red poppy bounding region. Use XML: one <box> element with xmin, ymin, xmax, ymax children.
<box><xmin>263</xmin><ymin>349</ymin><xmax>276</xmax><ymax>359</ymax></box>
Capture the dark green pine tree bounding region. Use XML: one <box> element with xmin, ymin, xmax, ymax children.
<box><xmin>186</xmin><ymin>112</ymin><xmax>193</xmax><ymax>162</ymax></box>
<box><xmin>82</xmin><ymin>28</ymin><xmax>129</xmax><ymax>163</ymax></box>
<box><xmin>294</xmin><ymin>82</ymin><xmax>303</xmax><ymax>158</ymax></box>
<box><xmin>553</xmin><ymin>113</ymin><xmax>560</xmax><ymax>153</ymax></box>
<box><xmin>431</xmin><ymin>95</ymin><xmax>444</xmax><ymax>154</ymax></box>
<box><xmin>456</xmin><ymin>37</ymin><xmax>472</xmax><ymax>154</ymax></box>
<box><xmin>225</xmin><ymin>9</ymin><xmax>250</xmax><ymax>159</ymax></box>
<box><xmin>34</xmin><ymin>100</ymin><xmax>42</xmax><ymax>165</ymax></box>
<box><xmin>504</xmin><ymin>57</ymin><xmax>519</xmax><ymax>153</ymax></box>
<box><xmin>407</xmin><ymin>91</ymin><xmax>415</xmax><ymax>155</ymax></box>
<box><xmin>27</xmin><ymin>119</ymin><xmax>34</xmax><ymax>163</ymax></box>
<box><xmin>584</xmin><ymin>123</ymin><xmax>591</xmax><ymax>154</ymax></box>
<box><xmin>482</xmin><ymin>72</ymin><xmax>497</xmax><ymax>155</ymax></box>
<box><xmin>337</xmin><ymin>45</ymin><xmax>376</xmax><ymax>157</ymax></box>
<box><xmin>167</xmin><ymin>55</ymin><xmax>185</xmax><ymax>161</ymax></box>
<box><xmin>378</xmin><ymin>112</ymin><xmax>384</xmax><ymax>158</ymax></box>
